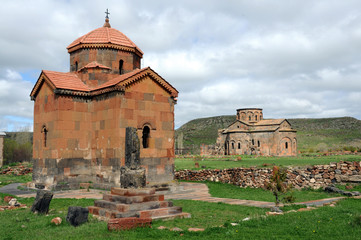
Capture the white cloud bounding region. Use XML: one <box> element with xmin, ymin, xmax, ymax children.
<box><xmin>1</xmin><ymin>0</ymin><xmax>361</xmax><ymax>130</ymax></box>
<box><xmin>0</xmin><ymin>69</ymin><xmax>33</xmax><ymax>131</ymax></box>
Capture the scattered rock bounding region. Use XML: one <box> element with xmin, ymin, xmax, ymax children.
<box><xmin>297</xmin><ymin>207</ymin><xmax>316</xmax><ymax>212</ymax></box>
<box><xmin>266</xmin><ymin>212</ymin><xmax>283</xmax><ymax>216</ymax></box>
<box><xmin>157</xmin><ymin>226</ymin><xmax>167</xmax><ymax>230</ymax></box>
<box><xmin>4</xmin><ymin>196</ymin><xmax>14</xmax><ymax>203</ymax></box>
<box><xmin>21</xmin><ymin>225</ymin><xmax>26</xmax><ymax>228</ymax></box>
<box><xmin>270</xmin><ymin>206</ymin><xmax>283</xmax><ymax>213</ymax></box>
<box><xmin>285</xmin><ymin>210</ymin><xmax>297</xmax><ymax>213</ymax></box>
<box><xmin>242</xmin><ymin>217</ymin><xmax>251</xmax><ymax>221</ymax></box>
<box><xmin>188</xmin><ymin>228</ymin><xmax>205</xmax><ymax>232</ymax></box>
<box><xmin>51</xmin><ymin>217</ymin><xmax>62</xmax><ymax>225</ymax></box>
<box><xmin>66</xmin><ymin>206</ymin><xmax>89</xmax><ymax>227</ymax></box>
<box><xmin>170</xmin><ymin>227</ymin><xmax>183</xmax><ymax>232</ymax></box>
<box><xmin>345</xmin><ymin>185</ymin><xmax>353</xmax><ymax>190</ymax></box>
<box><xmin>231</xmin><ymin>223</ymin><xmax>239</xmax><ymax>226</ymax></box>
<box><xmin>8</xmin><ymin>198</ymin><xmax>20</xmax><ymax>207</ymax></box>
<box><xmin>31</xmin><ymin>190</ymin><xmax>53</xmax><ymax>214</ymax></box>
<box><xmin>0</xmin><ymin>164</ymin><xmax>32</xmax><ymax>176</ymax></box>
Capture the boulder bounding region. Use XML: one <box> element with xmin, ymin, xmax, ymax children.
<box><xmin>66</xmin><ymin>206</ymin><xmax>89</xmax><ymax>227</ymax></box>
<box><xmin>31</xmin><ymin>190</ymin><xmax>53</xmax><ymax>214</ymax></box>
<box><xmin>8</xmin><ymin>198</ymin><xmax>20</xmax><ymax>207</ymax></box>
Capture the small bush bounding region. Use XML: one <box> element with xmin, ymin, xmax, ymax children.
<box><xmin>3</xmin><ymin>138</ymin><xmax>32</xmax><ymax>164</ymax></box>
<box><xmin>351</xmin><ymin>215</ymin><xmax>361</xmax><ymax>227</ymax></box>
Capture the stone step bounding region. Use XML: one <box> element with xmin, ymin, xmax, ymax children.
<box><xmin>103</xmin><ymin>193</ymin><xmax>164</xmax><ymax>204</ymax></box>
<box><xmin>138</xmin><ymin>206</ymin><xmax>182</xmax><ymax>219</ymax></box>
<box><xmin>151</xmin><ymin>212</ymin><xmax>191</xmax><ymax>221</ymax></box>
<box><xmin>89</xmin><ymin>206</ymin><xmax>138</xmax><ymax>219</ymax></box>
<box><xmin>111</xmin><ymin>188</ymin><xmax>156</xmax><ymax>196</ymax></box>
<box><xmin>94</xmin><ymin>200</ymin><xmax>172</xmax><ymax>212</ymax></box>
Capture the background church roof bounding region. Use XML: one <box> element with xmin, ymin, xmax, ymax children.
<box><xmin>255</xmin><ymin>119</ymin><xmax>285</xmax><ymax>125</ymax></box>
<box><xmin>67</xmin><ymin>19</ymin><xmax>143</xmax><ymax>55</ymax></box>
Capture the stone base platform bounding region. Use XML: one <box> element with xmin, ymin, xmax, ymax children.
<box><xmin>88</xmin><ymin>187</ymin><xmax>191</xmax><ymax>221</ymax></box>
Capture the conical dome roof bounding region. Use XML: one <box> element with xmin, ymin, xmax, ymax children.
<box><xmin>67</xmin><ymin>19</ymin><xmax>143</xmax><ymax>57</ymax></box>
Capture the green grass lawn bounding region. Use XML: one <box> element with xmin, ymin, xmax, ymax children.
<box><xmin>205</xmin><ymin>181</ymin><xmax>343</xmax><ymax>202</ymax></box>
<box><xmin>175</xmin><ymin>154</ymin><xmax>361</xmax><ymax>170</ymax></box>
<box><xmin>0</xmin><ymin>174</ymin><xmax>32</xmax><ymax>187</ymax></box>
<box><xmin>0</xmin><ymin>193</ymin><xmax>360</xmax><ymax>239</ymax></box>
<box><xmin>0</xmin><ymin>156</ymin><xmax>360</xmax><ymax>239</ymax></box>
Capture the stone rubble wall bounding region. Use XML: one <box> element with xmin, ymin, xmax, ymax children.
<box><xmin>175</xmin><ymin>161</ymin><xmax>361</xmax><ymax>189</ymax></box>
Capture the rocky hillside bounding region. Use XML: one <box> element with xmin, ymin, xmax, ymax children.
<box><xmin>175</xmin><ymin>116</ymin><xmax>361</xmax><ymax>153</ymax></box>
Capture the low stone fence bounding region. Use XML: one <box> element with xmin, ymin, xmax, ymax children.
<box><xmin>175</xmin><ymin>161</ymin><xmax>361</xmax><ymax>189</ymax></box>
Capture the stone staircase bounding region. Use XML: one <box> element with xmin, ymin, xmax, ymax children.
<box><xmin>88</xmin><ymin>187</ymin><xmax>191</xmax><ymax>221</ymax></box>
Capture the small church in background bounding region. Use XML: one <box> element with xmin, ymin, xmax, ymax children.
<box><xmin>30</xmin><ymin>15</ymin><xmax>178</xmax><ymax>189</ymax></box>
<box><xmin>215</xmin><ymin>108</ymin><xmax>297</xmax><ymax>156</ymax></box>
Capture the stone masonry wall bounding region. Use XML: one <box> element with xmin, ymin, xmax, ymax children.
<box><xmin>175</xmin><ymin>161</ymin><xmax>361</xmax><ymax>189</ymax></box>
<box><xmin>33</xmin><ymin>75</ymin><xmax>175</xmax><ymax>189</ymax></box>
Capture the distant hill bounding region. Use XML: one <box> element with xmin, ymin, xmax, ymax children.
<box><xmin>175</xmin><ymin>116</ymin><xmax>361</xmax><ymax>154</ymax></box>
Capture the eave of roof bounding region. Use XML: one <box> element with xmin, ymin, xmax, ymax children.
<box><xmin>30</xmin><ymin>67</ymin><xmax>178</xmax><ymax>100</ymax></box>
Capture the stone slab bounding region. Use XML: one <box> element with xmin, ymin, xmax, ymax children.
<box><xmin>108</xmin><ymin>217</ymin><xmax>152</xmax><ymax>231</ymax></box>
<box><xmin>110</xmin><ymin>188</ymin><xmax>156</xmax><ymax>196</ymax></box>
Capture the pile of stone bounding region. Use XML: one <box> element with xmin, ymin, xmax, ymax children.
<box><xmin>324</xmin><ymin>186</ymin><xmax>360</xmax><ymax>197</ymax></box>
<box><xmin>0</xmin><ymin>196</ymin><xmax>27</xmax><ymax>211</ymax></box>
<box><xmin>89</xmin><ymin>187</ymin><xmax>190</xmax><ymax>221</ymax></box>
<box><xmin>0</xmin><ymin>164</ymin><xmax>32</xmax><ymax>175</ymax></box>
<box><xmin>175</xmin><ymin>161</ymin><xmax>361</xmax><ymax>189</ymax></box>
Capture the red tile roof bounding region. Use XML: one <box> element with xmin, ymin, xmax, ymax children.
<box><xmin>30</xmin><ymin>67</ymin><xmax>178</xmax><ymax>99</ymax></box>
<box><xmin>79</xmin><ymin>61</ymin><xmax>111</xmax><ymax>71</ymax></box>
<box><xmin>42</xmin><ymin>71</ymin><xmax>90</xmax><ymax>91</ymax></box>
<box><xmin>67</xmin><ymin>26</ymin><xmax>143</xmax><ymax>55</ymax></box>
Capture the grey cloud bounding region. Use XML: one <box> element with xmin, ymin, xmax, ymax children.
<box><xmin>1</xmin><ymin>0</ymin><xmax>361</xmax><ymax>131</ymax></box>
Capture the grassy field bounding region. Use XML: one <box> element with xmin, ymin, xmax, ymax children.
<box><xmin>0</xmin><ymin>193</ymin><xmax>360</xmax><ymax>239</ymax></box>
<box><xmin>175</xmin><ymin>116</ymin><xmax>361</xmax><ymax>154</ymax></box>
<box><xmin>0</xmin><ymin>174</ymin><xmax>32</xmax><ymax>187</ymax></box>
<box><xmin>0</xmin><ymin>157</ymin><xmax>360</xmax><ymax>239</ymax></box>
<box><xmin>205</xmin><ymin>181</ymin><xmax>344</xmax><ymax>202</ymax></box>
<box><xmin>175</xmin><ymin>154</ymin><xmax>361</xmax><ymax>170</ymax></box>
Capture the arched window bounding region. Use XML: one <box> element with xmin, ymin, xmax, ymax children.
<box><xmin>232</xmin><ymin>142</ymin><xmax>234</xmax><ymax>149</ymax></box>
<box><xmin>255</xmin><ymin>115</ymin><xmax>258</xmax><ymax>121</ymax></box>
<box><xmin>119</xmin><ymin>60</ymin><xmax>124</xmax><ymax>75</ymax></box>
<box><xmin>252</xmin><ymin>139</ymin><xmax>254</xmax><ymax>145</ymax></box>
<box><xmin>238</xmin><ymin>143</ymin><xmax>241</xmax><ymax>149</ymax></box>
<box><xmin>249</xmin><ymin>116</ymin><xmax>251</xmax><ymax>121</ymax></box>
<box><xmin>285</xmin><ymin>142</ymin><xmax>288</xmax><ymax>149</ymax></box>
<box><xmin>42</xmin><ymin>126</ymin><xmax>48</xmax><ymax>148</ymax></box>
<box><xmin>258</xmin><ymin>140</ymin><xmax>260</xmax><ymax>147</ymax></box>
<box><xmin>75</xmin><ymin>61</ymin><xmax>78</xmax><ymax>71</ymax></box>
<box><xmin>142</xmin><ymin>126</ymin><xmax>150</xmax><ymax>148</ymax></box>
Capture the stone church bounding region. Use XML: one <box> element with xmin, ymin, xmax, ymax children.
<box><xmin>216</xmin><ymin>108</ymin><xmax>297</xmax><ymax>156</ymax></box>
<box><xmin>30</xmin><ymin>17</ymin><xmax>178</xmax><ymax>189</ymax></box>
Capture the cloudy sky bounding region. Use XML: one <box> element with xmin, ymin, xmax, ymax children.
<box><xmin>1</xmin><ymin>0</ymin><xmax>361</xmax><ymax>131</ymax></box>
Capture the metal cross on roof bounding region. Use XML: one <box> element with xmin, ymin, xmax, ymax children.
<box><xmin>105</xmin><ymin>9</ymin><xmax>110</xmax><ymax>19</ymax></box>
